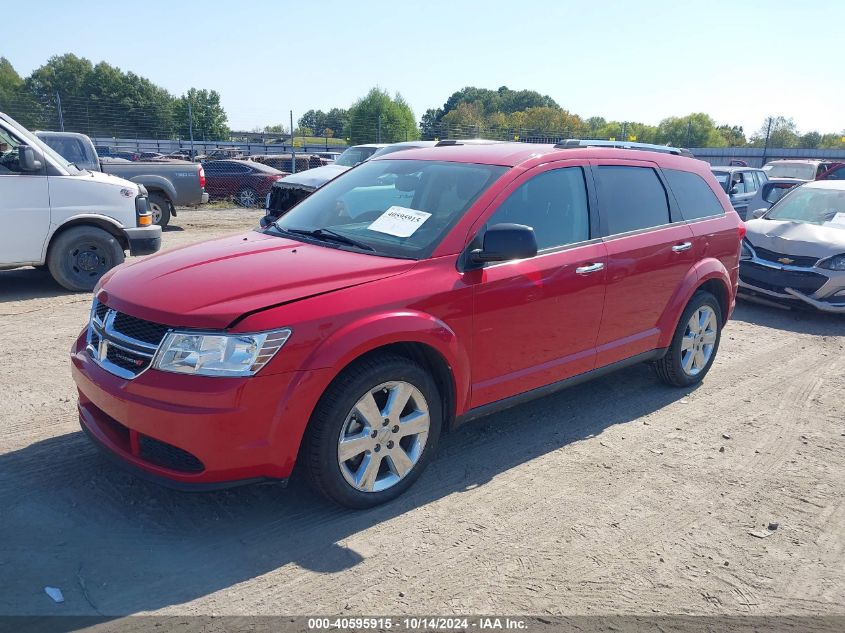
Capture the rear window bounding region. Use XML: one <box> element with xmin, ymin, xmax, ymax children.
<box><xmin>596</xmin><ymin>166</ymin><xmax>670</xmax><ymax>235</ymax></box>
<box><xmin>664</xmin><ymin>169</ymin><xmax>725</xmax><ymax>221</ymax></box>
<box><xmin>763</xmin><ymin>163</ymin><xmax>816</xmax><ymax>180</ymax></box>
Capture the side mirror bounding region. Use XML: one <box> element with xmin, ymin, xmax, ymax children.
<box><xmin>18</xmin><ymin>145</ymin><xmax>44</xmax><ymax>172</ymax></box>
<box><xmin>471</xmin><ymin>223</ymin><xmax>538</xmax><ymax>264</ymax></box>
<box><xmin>729</xmin><ymin>186</ymin><xmax>739</xmax><ymax>195</ymax></box>
<box><xmin>751</xmin><ymin>208</ymin><xmax>768</xmax><ymax>219</ymax></box>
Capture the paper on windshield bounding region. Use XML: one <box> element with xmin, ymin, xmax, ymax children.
<box><xmin>368</xmin><ymin>206</ymin><xmax>432</xmax><ymax>237</ymax></box>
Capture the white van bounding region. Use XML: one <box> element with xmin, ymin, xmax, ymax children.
<box><xmin>0</xmin><ymin>112</ymin><xmax>161</xmax><ymax>291</ymax></box>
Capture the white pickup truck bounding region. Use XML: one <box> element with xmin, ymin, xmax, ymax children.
<box><xmin>0</xmin><ymin>112</ymin><xmax>161</xmax><ymax>291</ymax></box>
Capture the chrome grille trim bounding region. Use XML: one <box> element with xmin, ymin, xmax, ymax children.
<box><xmin>86</xmin><ymin>300</ymin><xmax>170</xmax><ymax>380</ymax></box>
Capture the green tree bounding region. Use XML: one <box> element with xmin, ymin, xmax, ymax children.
<box><xmin>712</xmin><ymin>124</ymin><xmax>746</xmax><ymax>147</ymax></box>
<box><xmin>748</xmin><ymin>116</ymin><xmax>799</xmax><ymax>148</ymax></box>
<box><xmin>173</xmin><ymin>88</ymin><xmax>229</xmax><ymax>140</ymax></box>
<box><xmin>798</xmin><ymin>131</ymin><xmax>822</xmax><ymax>149</ymax></box>
<box><xmin>438</xmin><ymin>85</ymin><xmax>558</xmax><ymax>121</ymax></box>
<box><xmin>656</xmin><ymin>113</ymin><xmax>717</xmax><ymax>147</ymax></box>
<box><xmin>441</xmin><ymin>102</ymin><xmax>485</xmax><ymax>136</ymax></box>
<box><xmin>0</xmin><ymin>57</ymin><xmax>40</xmax><ymax>127</ymax></box>
<box><xmin>345</xmin><ymin>88</ymin><xmax>417</xmax><ymax>144</ymax></box>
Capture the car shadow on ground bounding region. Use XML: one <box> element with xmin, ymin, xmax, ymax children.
<box><xmin>732</xmin><ymin>299</ymin><xmax>845</xmax><ymax>336</ymax></box>
<box><xmin>161</xmin><ymin>224</ymin><xmax>183</xmax><ymax>232</ymax></box>
<box><xmin>0</xmin><ymin>363</ymin><xmax>695</xmax><ymax>617</ymax></box>
<box><xmin>0</xmin><ymin>268</ymin><xmax>84</xmax><ymax>304</ymax></box>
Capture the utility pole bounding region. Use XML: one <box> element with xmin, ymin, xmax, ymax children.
<box><xmin>290</xmin><ymin>110</ymin><xmax>296</xmax><ymax>174</ymax></box>
<box><xmin>377</xmin><ymin>113</ymin><xmax>382</xmax><ymax>143</ymax></box>
<box><xmin>762</xmin><ymin>116</ymin><xmax>774</xmax><ymax>166</ymax></box>
<box><xmin>188</xmin><ymin>100</ymin><xmax>194</xmax><ymax>157</ymax></box>
<box><xmin>55</xmin><ymin>92</ymin><xmax>64</xmax><ymax>131</ymax></box>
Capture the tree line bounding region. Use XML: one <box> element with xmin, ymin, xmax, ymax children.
<box><xmin>0</xmin><ymin>54</ymin><xmax>228</xmax><ymax>140</ymax></box>
<box><xmin>2</xmin><ymin>54</ymin><xmax>842</xmax><ymax>149</ymax></box>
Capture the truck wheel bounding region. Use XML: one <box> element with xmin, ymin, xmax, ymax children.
<box><xmin>236</xmin><ymin>188</ymin><xmax>259</xmax><ymax>208</ymax></box>
<box><xmin>148</xmin><ymin>193</ymin><xmax>172</xmax><ymax>228</ymax></box>
<box><xmin>654</xmin><ymin>291</ymin><xmax>722</xmax><ymax>387</ymax></box>
<box><xmin>302</xmin><ymin>353</ymin><xmax>442</xmax><ymax>508</ymax></box>
<box><xmin>47</xmin><ymin>226</ymin><xmax>125</xmax><ymax>292</ymax></box>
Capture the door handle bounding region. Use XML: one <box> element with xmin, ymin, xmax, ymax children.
<box><xmin>575</xmin><ymin>262</ymin><xmax>605</xmax><ymax>274</ymax></box>
<box><xmin>672</xmin><ymin>242</ymin><xmax>693</xmax><ymax>252</ymax></box>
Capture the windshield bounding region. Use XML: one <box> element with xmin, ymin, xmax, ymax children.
<box><xmin>272</xmin><ymin>159</ymin><xmax>508</xmax><ymax>259</ymax></box>
<box><xmin>370</xmin><ymin>144</ymin><xmax>428</xmax><ymax>159</ymax></box>
<box><xmin>0</xmin><ymin>114</ymin><xmax>83</xmax><ymax>175</ymax></box>
<box><xmin>335</xmin><ymin>146</ymin><xmax>378</xmax><ymax>167</ymax></box>
<box><xmin>766</xmin><ymin>187</ymin><xmax>845</xmax><ymax>229</ymax></box>
<box><xmin>763</xmin><ymin>163</ymin><xmax>816</xmax><ymax>180</ymax></box>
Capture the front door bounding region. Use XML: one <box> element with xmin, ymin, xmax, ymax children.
<box><xmin>467</xmin><ymin>163</ymin><xmax>608</xmax><ymax>408</ymax></box>
<box><xmin>0</xmin><ymin>126</ymin><xmax>51</xmax><ymax>264</ymax></box>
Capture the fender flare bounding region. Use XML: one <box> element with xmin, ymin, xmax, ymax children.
<box><xmin>267</xmin><ymin>310</ymin><xmax>471</xmax><ymax>450</ymax></box>
<box><xmin>656</xmin><ymin>257</ymin><xmax>733</xmax><ymax>348</ymax></box>
<box><xmin>44</xmin><ymin>214</ymin><xmax>129</xmax><ymax>261</ymax></box>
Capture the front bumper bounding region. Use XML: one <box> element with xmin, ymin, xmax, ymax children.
<box><xmin>125</xmin><ymin>225</ymin><xmax>162</xmax><ymax>256</ymax></box>
<box><xmin>738</xmin><ymin>258</ymin><xmax>845</xmax><ymax>313</ymax></box>
<box><xmin>70</xmin><ymin>332</ymin><xmax>329</xmax><ymax>487</ymax></box>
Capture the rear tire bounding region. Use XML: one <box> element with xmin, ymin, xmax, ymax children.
<box><xmin>148</xmin><ymin>193</ymin><xmax>172</xmax><ymax>229</ymax></box>
<box><xmin>47</xmin><ymin>226</ymin><xmax>125</xmax><ymax>292</ymax></box>
<box><xmin>236</xmin><ymin>187</ymin><xmax>259</xmax><ymax>208</ymax></box>
<box><xmin>302</xmin><ymin>353</ymin><xmax>442</xmax><ymax>508</ymax></box>
<box><xmin>655</xmin><ymin>290</ymin><xmax>722</xmax><ymax>387</ymax></box>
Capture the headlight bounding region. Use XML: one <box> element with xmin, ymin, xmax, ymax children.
<box><xmin>740</xmin><ymin>240</ymin><xmax>753</xmax><ymax>260</ymax></box>
<box><xmin>819</xmin><ymin>254</ymin><xmax>845</xmax><ymax>271</ymax></box>
<box><xmin>153</xmin><ymin>329</ymin><xmax>291</xmax><ymax>377</ymax></box>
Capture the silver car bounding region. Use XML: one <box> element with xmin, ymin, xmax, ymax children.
<box><xmin>740</xmin><ymin>180</ymin><xmax>845</xmax><ymax>312</ymax></box>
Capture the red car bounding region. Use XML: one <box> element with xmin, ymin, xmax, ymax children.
<box><xmin>72</xmin><ymin>142</ymin><xmax>743</xmax><ymax>508</ymax></box>
<box><xmin>202</xmin><ymin>159</ymin><xmax>287</xmax><ymax>207</ymax></box>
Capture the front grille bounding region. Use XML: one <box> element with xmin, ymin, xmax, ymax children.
<box><xmin>740</xmin><ymin>262</ymin><xmax>828</xmax><ymax>294</ymax></box>
<box><xmin>113</xmin><ymin>312</ymin><xmax>170</xmax><ymax>346</ymax></box>
<box><xmin>751</xmin><ymin>245</ymin><xmax>819</xmax><ymax>268</ymax></box>
<box><xmin>87</xmin><ymin>300</ymin><xmax>170</xmax><ymax>379</ymax></box>
<box><xmin>139</xmin><ymin>435</ymin><xmax>205</xmax><ymax>473</ymax></box>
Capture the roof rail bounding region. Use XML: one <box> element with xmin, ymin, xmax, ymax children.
<box><xmin>553</xmin><ymin>139</ymin><xmax>694</xmax><ymax>157</ymax></box>
<box><xmin>434</xmin><ymin>138</ymin><xmax>505</xmax><ymax>146</ymax></box>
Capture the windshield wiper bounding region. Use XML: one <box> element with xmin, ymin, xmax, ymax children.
<box><xmin>282</xmin><ymin>227</ymin><xmax>375</xmax><ymax>252</ymax></box>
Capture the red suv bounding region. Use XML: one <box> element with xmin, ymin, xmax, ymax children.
<box><xmin>72</xmin><ymin>142</ymin><xmax>743</xmax><ymax>508</ymax></box>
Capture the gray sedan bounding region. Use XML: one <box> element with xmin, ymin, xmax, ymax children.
<box><xmin>740</xmin><ymin>180</ymin><xmax>845</xmax><ymax>312</ymax></box>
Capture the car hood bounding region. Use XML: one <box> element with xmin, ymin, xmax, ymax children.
<box><xmin>85</xmin><ymin>168</ymin><xmax>138</xmax><ymax>191</ymax></box>
<box><xmin>98</xmin><ymin>231</ymin><xmax>415</xmax><ymax>329</ymax></box>
<box><xmin>745</xmin><ymin>218</ymin><xmax>845</xmax><ymax>257</ymax></box>
<box><xmin>276</xmin><ymin>164</ymin><xmax>349</xmax><ymax>189</ymax></box>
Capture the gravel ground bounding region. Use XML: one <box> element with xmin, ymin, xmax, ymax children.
<box><xmin>1</xmin><ymin>207</ymin><xmax>843</xmax><ymax>617</ymax></box>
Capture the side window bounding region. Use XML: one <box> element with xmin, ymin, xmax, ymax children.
<box><xmin>663</xmin><ymin>169</ymin><xmax>724</xmax><ymax>221</ymax></box>
<box><xmin>0</xmin><ymin>128</ymin><xmax>26</xmax><ymax>175</ymax></box>
<box><xmin>825</xmin><ymin>166</ymin><xmax>845</xmax><ymax>180</ymax></box>
<box><xmin>756</xmin><ymin>170</ymin><xmax>768</xmax><ymax>185</ymax></box>
<box><xmin>595</xmin><ymin>165</ymin><xmax>670</xmax><ymax>235</ymax></box>
<box><xmin>743</xmin><ymin>171</ymin><xmax>757</xmax><ymax>193</ymax></box>
<box><xmin>730</xmin><ymin>173</ymin><xmax>746</xmax><ymax>194</ymax></box>
<box><xmin>486</xmin><ymin>167</ymin><xmax>590</xmax><ymax>250</ymax></box>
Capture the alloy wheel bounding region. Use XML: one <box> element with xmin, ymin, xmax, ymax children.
<box><xmin>680</xmin><ymin>305</ymin><xmax>718</xmax><ymax>376</ymax></box>
<box><xmin>337</xmin><ymin>381</ymin><xmax>430</xmax><ymax>493</ymax></box>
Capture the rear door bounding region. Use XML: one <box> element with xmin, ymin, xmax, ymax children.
<box><xmin>468</xmin><ymin>161</ymin><xmax>607</xmax><ymax>407</ymax></box>
<box><xmin>729</xmin><ymin>170</ymin><xmax>756</xmax><ymax>216</ymax></box>
<box><xmin>0</xmin><ymin>125</ymin><xmax>51</xmax><ymax>264</ymax></box>
<box><xmin>592</xmin><ymin>161</ymin><xmax>696</xmax><ymax>367</ymax></box>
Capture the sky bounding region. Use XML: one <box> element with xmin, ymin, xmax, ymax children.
<box><xmin>6</xmin><ymin>0</ymin><xmax>843</xmax><ymax>136</ymax></box>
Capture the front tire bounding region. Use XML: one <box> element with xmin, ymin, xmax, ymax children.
<box><xmin>654</xmin><ymin>290</ymin><xmax>722</xmax><ymax>387</ymax></box>
<box><xmin>47</xmin><ymin>226</ymin><xmax>125</xmax><ymax>292</ymax></box>
<box><xmin>302</xmin><ymin>353</ymin><xmax>442</xmax><ymax>508</ymax></box>
<box><xmin>148</xmin><ymin>193</ymin><xmax>172</xmax><ymax>229</ymax></box>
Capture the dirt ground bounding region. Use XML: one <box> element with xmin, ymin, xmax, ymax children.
<box><xmin>1</xmin><ymin>207</ymin><xmax>843</xmax><ymax>618</ymax></box>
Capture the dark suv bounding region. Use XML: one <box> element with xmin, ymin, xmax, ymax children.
<box><xmin>72</xmin><ymin>141</ymin><xmax>743</xmax><ymax>508</ymax></box>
